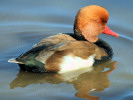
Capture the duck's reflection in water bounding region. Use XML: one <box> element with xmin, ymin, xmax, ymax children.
<box><xmin>10</xmin><ymin>60</ymin><xmax>117</xmax><ymax>100</ymax></box>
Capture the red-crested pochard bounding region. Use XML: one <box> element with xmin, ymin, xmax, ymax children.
<box><xmin>8</xmin><ymin>5</ymin><xmax>118</xmax><ymax>73</ymax></box>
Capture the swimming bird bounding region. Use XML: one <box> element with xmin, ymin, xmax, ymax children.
<box><xmin>8</xmin><ymin>5</ymin><xmax>119</xmax><ymax>73</ymax></box>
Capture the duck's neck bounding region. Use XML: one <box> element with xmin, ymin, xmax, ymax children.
<box><xmin>73</xmin><ymin>25</ymin><xmax>86</xmax><ymax>41</ymax></box>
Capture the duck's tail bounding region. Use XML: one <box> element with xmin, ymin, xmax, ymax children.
<box><xmin>8</xmin><ymin>58</ymin><xmax>24</xmax><ymax>64</ymax></box>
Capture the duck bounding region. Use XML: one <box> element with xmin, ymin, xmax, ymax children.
<box><xmin>8</xmin><ymin>5</ymin><xmax>119</xmax><ymax>73</ymax></box>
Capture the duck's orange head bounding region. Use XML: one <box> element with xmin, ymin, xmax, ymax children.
<box><xmin>74</xmin><ymin>5</ymin><xmax>119</xmax><ymax>42</ymax></box>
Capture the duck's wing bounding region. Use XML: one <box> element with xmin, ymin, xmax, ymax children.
<box><xmin>8</xmin><ymin>34</ymin><xmax>73</xmax><ymax>62</ymax></box>
<box><xmin>12</xmin><ymin>34</ymin><xmax>74</xmax><ymax>61</ymax></box>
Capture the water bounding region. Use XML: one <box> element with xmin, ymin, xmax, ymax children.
<box><xmin>0</xmin><ymin>0</ymin><xmax>133</xmax><ymax>100</ymax></box>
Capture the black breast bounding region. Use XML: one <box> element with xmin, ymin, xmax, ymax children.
<box><xmin>94</xmin><ymin>39</ymin><xmax>113</xmax><ymax>65</ymax></box>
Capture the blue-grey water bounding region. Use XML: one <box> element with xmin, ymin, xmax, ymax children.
<box><xmin>0</xmin><ymin>0</ymin><xmax>133</xmax><ymax>100</ymax></box>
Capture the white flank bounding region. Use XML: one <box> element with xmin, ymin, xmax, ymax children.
<box><xmin>59</xmin><ymin>54</ymin><xmax>95</xmax><ymax>73</ymax></box>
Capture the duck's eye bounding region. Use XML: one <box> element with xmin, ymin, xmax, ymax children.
<box><xmin>98</xmin><ymin>20</ymin><xmax>107</xmax><ymax>24</ymax></box>
<box><xmin>99</xmin><ymin>20</ymin><xmax>103</xmax><ymax>23</ymax></box>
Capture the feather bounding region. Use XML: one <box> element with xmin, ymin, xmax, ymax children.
<box><xmin>8</xmin><ymin>58</ymin><xmax>24</xmax><ymax>64</ymax></box>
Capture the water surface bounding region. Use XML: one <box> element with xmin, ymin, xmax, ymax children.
<box><xmin>0</xmin><ymin>0</ymin><xmax>133</xmax><ymax>100</ymax></box>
